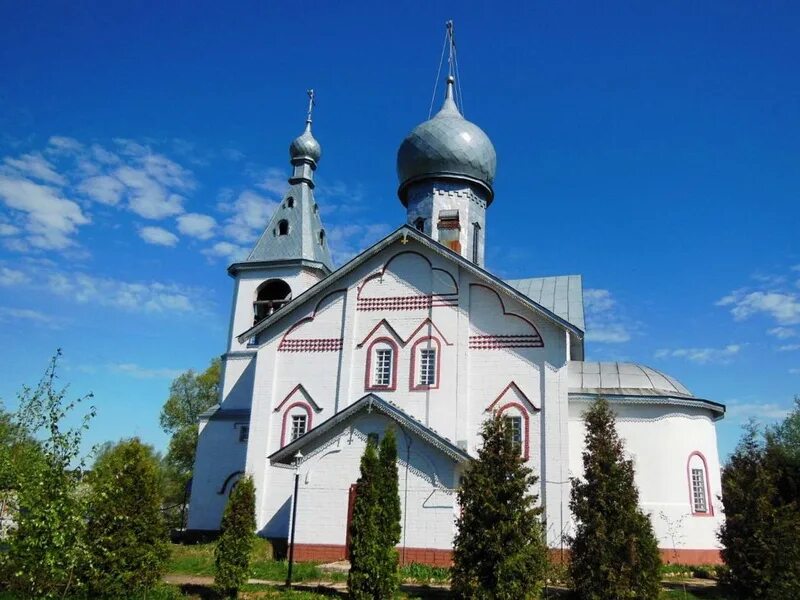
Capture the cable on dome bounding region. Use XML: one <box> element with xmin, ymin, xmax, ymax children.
<box><xmin>428</xmin><ymin>26</ymin><xmax>449</xmax><ymax>119</ymax></box>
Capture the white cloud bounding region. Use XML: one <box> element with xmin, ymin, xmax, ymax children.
<box><xmin>177</xmin><ymin>213</ymin><xmax>216</xmax><ymax>240</ymax></box>
<box><xmin>139</xmin><ymin>226</ymin><xmax>179</xmax><ymax>247</ymax></box>
<box><xmin>778</xmin><ymin>344</ymin><xmax>800</xmax><ymax>352</ymax></box>
<box><xmin>0</xmin><ymin>175</ymin><xmax>89</xmax><ymax>249</ymax></box>
<box><xmin>0</xmin><ymin>267</ymin><xmax>28</xmax><ymax>286</ymax></box>
<box><xmin>220</xmin><ymin>190</ymin><xmax>278</xmax><ymax>243</ymax></box>
<box><xmin>725</xmin><ymin>400</ymin><xmax>791</xmax><ymax>421</ymax></box>
<box><xmin>202</xmin><ymin>241</ymin><xmax>248</xmax><ymax>263</ymax></box>
<box><xmin>78</xmin><ymin>174</ymin><xmax>124</xmax><ymax>205</ymax></box>
<box><xmin>655</xmin><ymin>344</ymin><xmax>742</xmax><ymax>364</ymax></box>
<box><xmin>584</xmin><ymin>288</ymin><xmax>632</xmax><ymax>343</ymax></box>
<box><xmin>254</xmin><ymin>167</ymin><xmax>288</xmax><ymax>196</ymax></box>
<box><xmin>3</xmin><ymin>153</ymin><xmax>66</xmax><ymax>185</ymax></box>
<box><xmin>718</xmin><ymin>290</ymin><xmax>800</xmax><ymax>325</ymax></box>
<box><xmin>0</xmin><ymin>223</ymin><xmax>20</xmax><ymax>236</ymax></box>
<box><xmin>768</xmin><ymin>326</ymin><xmax>796</xmax><ymax>339</ymax></box>
<box><xmin>327</xmin><ymin>222</ymin><xmax>391</xmax><ymax>265</ymax></box>
<box><xmin>114</xmin><ymin>165</ymin><xmax>185</xmax><ymax>219</ymax></box>
<box><xmin>46</xmin><ymin>270</ymin><xmax>202</xmax><ymax>314</ymax></box>
<box><xmin>0</xmin><ymin>307</ymin><xmax>59</xmax><ymax>327</ymax></box>
<box><xmin>791</xmin><ymin>368</ymin><xmax>800</xmax><ymax>375</ymax></box>
<box><xmin>46</xmin><ymin>136</ymin><xmax>84</xmax><ymax>154</ymax></box>
<box><xmin>108</xmin><ymin>362</ymin><xmax>183</xmax><ymax>380</ymax></box>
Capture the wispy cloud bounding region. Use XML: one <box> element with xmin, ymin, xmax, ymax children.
<box><xmin>109</xmin><ymin>362</ymin><xmax>183</xmax><ymax>380</ymax></box>
<box><xmin>584</xmin><ymin>288</ymin><xmax>633</xmax><ymax>343</ymax></box>
<box><xmin>3</xmin><ymin>152</ymin><xmax>66</xmax><ymax>185</ymax></box>
<box><xmin>0</xmin><ymin>306</ymin><xmax>60</xmax><ymax>328</ymax></box>
<box><xmin>0</xmin><ymin>266</ymin><xmax>28</xmax><ymax>286</ymax></box>
<box><xmin>655</xmin><ymin>344</ymin><xmax>742</xmax><ymax>364</ymax></box>
<box><xmin>327</xmin><ymin>223</ymin><xmax>391</xmax><ymax>265</ymax></box>
<box><xmin>718</xmin><ymin>267</ymin><xmax>800</xmax><ymax>328</ymax></box>
<box><xmin>768</xmin><ymin>326</ymin><xmax>796</xmax><ymax>339</ymax></box>
<box><xmin>177</xmin><ymin>213</ymin><xmax>216</xmax><ymax>240</ymax></box>
<box><xmin>219</xmin><ymin>190</ymin><xmax>278</xmax><ymax>244</ymax></box>
<box><xmin>139</xmin><ymin>226</ymin><xmax>179</xmax><ymax>247</ymax></box>
<box><xmin>202</xmin><ymin>241</ymin><xmax>248</xmax><ymax>263</ymax></box>
<box><xmin>778</xmin><ymin>344</ymin><xmax>800</xmax><ymax>352</ymax></box>
<box><xmin>725</xmin><ymin>400</ymin><xmax>792</xmax><ymax>421</ymax></box>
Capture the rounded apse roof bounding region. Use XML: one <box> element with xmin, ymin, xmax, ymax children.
<box><xmin>568</xmin><ymin>361</ymin><xmax>693</xmax><ymax>398</ymax></box>
<box><xmin>396</xmin><ymin>76</ymin><xmax>496</xmax><ymax>204</ymax></box>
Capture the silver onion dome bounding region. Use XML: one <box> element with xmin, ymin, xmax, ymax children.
<box><xmin>397</xmin><ymin>75</ymin><xmax>496</xmax><ymax>204</ymax></box>
<box><xmin>289</xmin><ymin>121</ymin><xmax>322</xmax><ymax>164</ymax></box>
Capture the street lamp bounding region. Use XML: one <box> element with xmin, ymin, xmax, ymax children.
<box><xmin>285</xmin><ymin>450</ymin><xmax>303</xmax><ymax>587</ymax></box>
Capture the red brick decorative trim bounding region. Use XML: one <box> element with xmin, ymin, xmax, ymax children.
<box><xmin>485</xmin><ymin>381</ymin><xmax>538</xmax><ymax>412</ymax></box>
<box><xmin>469</xmin><ymin>334</ymin><xmax>543</xmax><ymax>349</ymax></box>
<box><xmin>273</xmin><ymin>384</ymin><xmax>322</xmax><ymax>413</ymax></box>
<box><xmin>288</xmin><ymin>544</ymin><xmax>722</xmax><ymax>567</ymax></box>
<box><xmin>364</xmin><ymin>337</ymin><xmax>399</xmax><ymax>391</ymax></box>
<box><xmin>278</xmin><ymin>338</ymin><xmax>343</xmax><ymax>352</ymax></box>
<box><xmin>409</xmin><ymin>336</ymin><xmax>442</xmax><ymax>391</ymax></box>
<box><xmin>357</xmin><ymin>317</ymin><xmax>453</xmax><ymax>348</ymax></box>
<box><xmin>280</xmin><ymin>403</ymin><xmax>313</xmax><ymax>447</ymax></box>
<box><xmin>357</xmin><ymin>294</ymin><xmax>458</xmax><ymax>312</ymax></box>
<box><xmin>277</xmin><ymin>288</ymin><xmax>347</xmax><ymax>349</ymax></box>
<box><xmin>687</xmin><ymin>451</ymin><xmax>715</xmax><ymax>516</ymax></box>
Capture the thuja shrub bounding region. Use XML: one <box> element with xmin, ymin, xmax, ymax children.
<box><xmin>215</xmin><ymin>476</ymin><xmax>257</xmax><ymax>598</ymax></box>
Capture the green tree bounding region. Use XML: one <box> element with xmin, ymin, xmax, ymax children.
<box><xmin>568</xmin><ymin>397</ymin><xmax>661</xmax><ymax>600</ymax></box>
<box><xmin>159</xmin><ymin>357</ymin><xmax>220</xmax><ymax>521</ymax></box>
<box><xmin>719</xmin><ymin>420</ymin><xmax>800</xmax><ymax>599</ymax></box>
<box><xmin>215</xmin><ymin>475</ymin><xmax>256</xmax><ymax>598</ymax></box>
<box><xmin>0</xmin><ymin>350</ymin><xmax>95</xmax><ymax>599</ymax></box>
<box><xmin>452</xmin><ymin>413</ymin><xmax>548</xmax><ymax>600</ymax></box>
<box><xmin>376</xmin><ymin>428</ymin><xmax>401</xmax><ymax>598</ymax></box>
<box><xmin>85</xmin><ymin>438</ymin><xmax>170</xmax><ymax>598</ymax></box>
<box><xmin>348</xmin><ymin>437</ymin><xmax>383</xmax><ymax>600</ymax></box>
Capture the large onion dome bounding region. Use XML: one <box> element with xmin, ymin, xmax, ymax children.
<box><xmin>289</xmin><ymin>121</ymin><xmax>322</xmax><ymax>164</ymax></box>
<box><xmin>397</xmin><ymin>75</ymin><xmax>496</xmax><ymax>204</ymax></box>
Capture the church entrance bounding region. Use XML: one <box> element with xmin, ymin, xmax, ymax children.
<box><xmin>344</xmin><ymin>483</ymin><xmax>357</xmax><ymax>556</ymax></box>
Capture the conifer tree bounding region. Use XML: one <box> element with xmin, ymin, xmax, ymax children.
<box><xmin>718</xmin><ymin>421</ymin><xmax>800</xmax><ymax>599</ymax></box>
<box><xmin>214</xmin><ymin>475</ymin><xmax>256</xmax><ymax>599</ymax></box>
<box><xmin>348</xmin><ymin>438</ymin><xmax>383</xmax><ymax>600</ymax></box>
<box><xmin>452</xmin><ymin>413</ymin><xmax>548</xmax><ymax>599</ymax></box>
<box><xmin>568</xmin><ymin>397</ymin><xmax>661</xmax><ymax>600</ymax></box>
<box><xmin>85</xmin><ymin>438</ymin><xmax>170</xmax><ymax>598</ymax></box>
<box><xmin>376</xmin><ymin>428</ymin><xmax>401</xmax><ymax>597</ymax></box>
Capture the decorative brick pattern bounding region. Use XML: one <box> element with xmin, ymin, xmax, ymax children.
<box><xmin>357</xmin><ymin>294</ymin><xmax>458</xmax><ymax>311</ymax></box>
<box><xmin>469</xmin><ymin>334</ymin><xmax>543</xmax><ymax>349</ymax></box>
<box><xmin>278</xmin><ymin>338</ymin><xmax>343</xmax><ymax>352</ymax></box>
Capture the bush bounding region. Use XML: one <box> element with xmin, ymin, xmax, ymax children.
<box><xmin>348</xmin><ymin>437</ymin><xmax>382</xmax><ymax>599</ymax></box>
<box><xmin>214</xmin><ymin>476</ymin><xmax>257</xmax><ymax>598</ymax></box>
<box><xmin>452</xmin><ymin>413</ymin><xmax>548</xmax><ymax>599</ymax></box>
<box><xmin>568</xmin><ymin>398</ymin><xmax>661</xmax><ymax>600</ymax></box>
<box><xmin>85</xmin><ymin>438</ymin><xmax>170</xmax><ymax>597</ymax></box>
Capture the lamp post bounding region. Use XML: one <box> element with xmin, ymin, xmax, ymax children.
<box><xmin>285</xmin><ymin>450</ymin><xmax>303</xmax><ymax>587</ymax></box>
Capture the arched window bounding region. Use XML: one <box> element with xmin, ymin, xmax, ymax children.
<box><xmin>280</xmin><ymin>403</ymin><xmax>312</xmax><ymax>446</ymax></box>
<box><xmin>496</xmin><ymin>403</ymin><xmax>529</xmax><ymax>460</ymax></box>
<box><xmin>319</xmin><ymin>229</ymin><xmax>325</xmax><ymax>245</ymax></box>
<box><xmin>687</xmin><ymin>452</ymin><xmax>714</xmax><ymax>516</ymax></box>
<box><xmin>364</xmin><ymin>338</ymin><xmax>398</xmax><ymax>391</ymax></box>
<box><xmin>278</xmin><ymin>219</ymin><xmax>289</xmax><ymax>236</ymax></box>
<box><xmin>414</xmin><ymin>217</ymin><xmax>425</xmax><ymax>232</ymax></box>
<box><xmin>410</xmin><ymin>336</ymin><xmax>441</xmax><ymax>390</ymax></box>
<box><xmin>253</xmin><ymin>279</ymin><xmax>292</xmax><ymax>324</ymax></box>
<box><xmin>286</xmin><ymin>196</ymin><xmax>294</xmax><ymax>208</ymax></box>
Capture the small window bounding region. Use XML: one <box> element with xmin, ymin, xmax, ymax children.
<box><xmin>286</xmin><ymin>197</ymin><xmax>294</xmax><ymax>208</ymax></box>
<box><xmin>313</xmin><ymin>203</ymin><xmax>319</xmax><ymax>213</ymax></box>
<box><xmin>291</xmin><ymin>414</ymin><xmax>307</xmax><ymax>441</ymax></box>
<box><xmin>238</xmin><ymin>425</ymin><xmax>249</xmax><ymax>443</ymax></box>
<box><xmin>419</xmin><ymin>349</ymin><xmax>436</xmax><ymax>386</ymax></box>
<box><xmin>367</xmin><ymin>432</ymin><xmax>379</xmax><ymax>446</ymax></box>
<box><xmin>691</xmin><ymin>468</ymin><xmax>707</xmax><ymax>513</ymax></box>
<box><xmin>319</xmin><ymin>229</ymin><xmax>325</xmax><ymax>245</ymax></box>
<box><xmin>505</xmin><ymin>416</ymin><xmax>523</xmax><ymax>455</ymax></box>
<box><xmin>254</xmin><ymin>279</ymin><xmax>292</xmax><ymax>323</ymax></box>
<box><xmin>278</xmin><ymin>219</ymin><xmax>289</xmax><ymax>235</ymax></box>
<box><xmin>374</xmin><ymin>348</ymin><xmax>392</xmax><ymax>387</ymax></box>
<box><xmin>414</xmin><ymin>217</ymin><xmax>425</xmax><ymax>232</ymax></box>
<box><xmin>472</xmin><ymin>222</ymin><xmax>481</xmax><ymax>263</ymax></box>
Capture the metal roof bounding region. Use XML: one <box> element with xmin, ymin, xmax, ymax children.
<box><xmin>269</xmin><ymin>393</ymin><xmax>472</xmax><ymax>465</ymax></box>
<box><xmin>568</xmin><ymin>361</ymin><xmax>692</xmax><ymax>397</ymax></box>
<box><xmin>505</xmin><ymin>275</ymin><xmax>585</xmax><ymax>331</ymax></box>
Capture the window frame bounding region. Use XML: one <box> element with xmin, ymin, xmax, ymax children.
<box><xmin>686</xmin><ymin>451</ymin><xmax>714</xmax><ymax>516</ymax></box>
<box><xmin>280</xmin><ymin>403</ymin><xmax>313</xmax><ymax>447</ymax></box>
<box><xmin>409</xmin><ymin>336</ymin><xmax>441</xmax><ymax>391</ymax></box>
<box><xmin>238</xmin><ymin>424</ymin><xmax>249</xmax><ymax>443</ymax></box>
<box><xmin>495</xmin><ymin>402</ymin><xmax>529</xmax><ymax>460</ymax></box>
<box><xmin>290</xmin><ymin>414</ymin><xmax>307</xmax><ymax>441</ymax></box>
<box><xmin>504</xmin><ymin>415</ymin><xmax>523</xmax><ymax>455</ymax></box>
<box><xmin>364</xmin><ymin>337</ymin><xmax>398</xmax><ymax>391</ymax></box>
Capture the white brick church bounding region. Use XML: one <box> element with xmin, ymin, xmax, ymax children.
<box><xmin>188</xmin><ymin>73</ymin><xmax>725</xmax><ymax>565</ymax></box>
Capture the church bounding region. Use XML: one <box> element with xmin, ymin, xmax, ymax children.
<box><xmin>187</xmin><ymin>61</ymin><xmax>726</xmax><ymax>566</ymax></box>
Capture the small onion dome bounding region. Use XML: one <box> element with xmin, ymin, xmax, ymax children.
<box><xmin>397</xmin><ymin>75</ymin><xmax>497</xmax><ymax>205</ymax></box>
<box><xmin>289</xmin><ymin>121</ymin><xmax>322</xmax><ymax>164</ymax></box>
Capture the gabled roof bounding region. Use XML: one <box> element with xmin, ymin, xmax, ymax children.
<box><xmin>269</xmin><ymin>393</ymin><xmax>472</xmax><ymax>464</ymax></box>
<box><xmin>238</xmin><ymin>225</ymin><xmax>584</xmax><ymax>344</ymax></box>
<box><xmin>505</xmin><ymin>275</ymin><xmax>585</xmax><ymax>331</ymax></box>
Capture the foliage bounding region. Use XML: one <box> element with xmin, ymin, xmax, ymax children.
<box><xmin>452</xmin><ymin>413</ymin><xmax>548</xmax><ymax>599</ymax></box>
<box><xmin>568</xmin><ymin>397</ymin><xmax>661</xmax><ymax>600</ymax></box>
<box><xmin>159</xmin><ymin>357</ymin><xmax>220</xmax><ymax>525</ymax></box>
<box><xmin>399</xmin><ymin>562</ymin><xmax>451</xmax><ymax>583</ymax></box>
<box><xmin>215</xmin><ymin>475</ymin><xmax>257</xmax><ymax>598</ymax></box>
<box><xmin>0</xmin><ymin>350</ymin><xmax>95</xmax><ymax>599</ymax></box>
<box><xmin>718</xmin><ymin>418</ymin><xmax>800</xmax><ymax>599</ymax></box>
<box><xmin>375</xmin><ymin>428</ymin><xmax>402</xmax><ymax>597</ymax></box>
<box><xmin>348</xmin><ymin>438</ymin><xmax>383</xmax><ymax>599</ymax></box>
<box><xmin>85</xmin><ymin>438</ymin><xmax>171</xmax><ymax>597</ymax></box>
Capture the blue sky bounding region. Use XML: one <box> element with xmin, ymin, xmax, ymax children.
<box><xmin>0</xmin><ymin>2</ymin><xmax>798</xmax><ymax>460</ymax></box>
